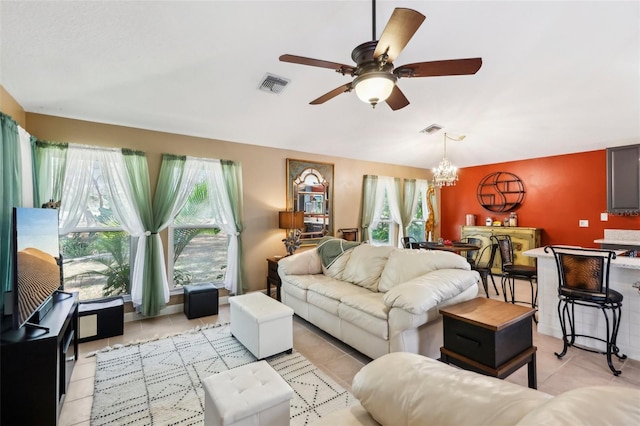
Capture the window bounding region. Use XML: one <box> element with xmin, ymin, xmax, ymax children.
<box><xmin>370</xmin><ymin>188</ymin><xmax>397</xmax><ymax>246</ymax></box>
<box><xmin>61</xmin><ymin>160</ymin><xmax>130</xmax><ymax>301</ymax></box>
<box><xmin>168</xmin><ymin>179</ymin><xmax>228</xmax><ymax>289</ymax></box>
<box><xmin>407</xmin><ymin>188</ymin><xmax>427</xmax><ymax>242</ymax></box>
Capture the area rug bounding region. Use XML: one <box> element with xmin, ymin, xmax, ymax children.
<box><xmin>90</xmin><ymin>322</ymin><xmax>357</xmax><ymax>425</ymax></box>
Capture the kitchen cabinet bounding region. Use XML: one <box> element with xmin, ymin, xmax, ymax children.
<box><xmin>606</xmin><ymin>144</ymin><xmax>640</xmax><ymax>214</ymax></box>
<box><xmin>461</xmin><ymin>226</ymin><xmax>542</xmax><ymax>274</ymax></box>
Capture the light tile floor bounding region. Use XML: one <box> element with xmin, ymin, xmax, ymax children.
<box><xmin>60</xmin><ymin>280</ymin><xmax>640</xmax><ymax>425</ymax></box>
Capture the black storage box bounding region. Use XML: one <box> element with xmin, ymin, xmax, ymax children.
<box><xmin>184</xmin><ymin>284</ymin><xmax>219</xmax><ymax>319</ymax></box>
<box><xmin>78</xmin><ymin>296</ymin><xmax>124</xmax><ymax>343</ymax></box>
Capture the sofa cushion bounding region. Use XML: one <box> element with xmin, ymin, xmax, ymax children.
<box><xmin>353</xmin><ymin>352</ymin><xmax>551</xmax><ymax>426</ymax></box>
<box><xmin>278</xmin><ymin>248</ymin><xmax>322</xmax><ymax>276</ymax></box>
<box><xmin>307</xmin><ymin>291</ymin><xmax>341</xmax><ymax>315</ymax></box>
<box><xmin>342</xmin><ymin>245</ymin><xmax>396</xmax><ymax>291</ymax></box>
<box><xmin>281</xmin><ymin>281</ymin><xmax>307</xmax><ymax>301</ymax></box>
<box><xmin>308</xmin><ymin>280</ymin><xmax>370</xmax><ymax>302</ymax></box>
<box><xmin>338</xmin><ymin>298</ymin><xmax>388</xmax><ymax>340</ymax></box>
<box><xmin>382</xmin><ymin>269</ymin><xmax>479</xmax><ymax>314</ymax></box>
<box><xmin>378</xmin><ymin>249</ymin><xmax>471</xmax><ymax>293</ymax></box>
<box><xmin>340</xmin><ymin>292</ymin><xmax>388</xmax><ymax>320</ymax></box>
<box><xmin>281</xmin><ymin>274</ymin><xmax>339</xmax><ymax>292</ymax></box>
<box><xmin>516</xmin><ymin>386</ymin><xmax>640</xmax><ymax>426</ymax></box>
<box><xmin>322</xmin><ymin>249</ymin><xmax>353</xmax><ymax>281</ymax></box>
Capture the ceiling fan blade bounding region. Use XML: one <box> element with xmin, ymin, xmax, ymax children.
<box><xmin>395</xmin><ymin>58</ymin><xmax>483</xmax><ymax>78</ymax></box>
<box><xmin>385</xmin><ymin>86</ymin><xmax>410</xmax><ymax>111</ymax></box>
<box><xmin>279</xmin><ymin>54</ymin><xmax>356</xmax><ymax>75</ymax></box>
<box><xmin>374</xmin><ymin>8</ymin><xmax>426</xmax><ymax>63</ymax></box>
<box><xmin>310</xmin><ymin>83</ymin><xmax>352</xmax><ymax>105</ymax></box>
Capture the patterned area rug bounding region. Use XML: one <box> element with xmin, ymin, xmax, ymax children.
<box><xmin>90</xmin><ymin>323</ymin><xmax>357</xmax><ymax>425</ymax></box>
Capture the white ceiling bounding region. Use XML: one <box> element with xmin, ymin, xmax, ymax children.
<box><xmin>1</xmin><ymin>0</ymin><xmax>639</xmax><ymax>168</ymax></box>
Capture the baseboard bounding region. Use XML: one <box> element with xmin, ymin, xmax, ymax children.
<box><xmin>124</xmin><ymin>295</ymin><xmax>229</xmax><ymax>323</ymax></box>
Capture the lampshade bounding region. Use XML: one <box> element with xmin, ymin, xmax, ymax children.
<box><xmin>353</xmin><ymin>72</ymin><xmax>397</xmax><ymax>107</ymax></box>
<box><xmin>279</xmin><ymin>211</ymin><xmax>305</xmax><ymax>230</ymax></box>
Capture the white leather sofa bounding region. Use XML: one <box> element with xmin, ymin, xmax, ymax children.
<box><xmin>312</xmin><ymin>352</ymin><xmax>640</xmax><ymax>426</ymax></box>
<box><xmin>277</xmin><ymin>242</ymin><xmax>479</xmax><ymax>360</ymax></box>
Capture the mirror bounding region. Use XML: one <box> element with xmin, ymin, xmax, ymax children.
<box><xmin>286</xmin><ymin>159</ymin><xmax>334</xmax><ymax>245</ymax></box>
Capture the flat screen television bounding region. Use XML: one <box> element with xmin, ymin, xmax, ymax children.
<box><xmin>11</xmin><ymin>207</ymin><xmax>62</xmax><ymax>330</ymax></box>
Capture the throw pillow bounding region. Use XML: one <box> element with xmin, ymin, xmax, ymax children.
<box><xmin>342</xmin><ymin>244</ymin><xmax>396</xmax><ymax>291</ymax></box>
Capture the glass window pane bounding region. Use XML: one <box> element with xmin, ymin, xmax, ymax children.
<box><xmin>174</xmin><ymin>180</ymin><xmax>217</xmax><ymax>226</ymax></box>
<box><xmin>370</xmin><ymin>222</ymin><xmax>390</xmax><ymax>245</ymax></box>
<box><xmin>61</xmin><ymin>231</ymin><xmax>130</xmax><ymax>300</ymax></box>
<box><xmin>408</xmin><ymin>221</ymin><xmax>425</xmax><ymax>241</ymax></box>
<box><xmin>172</xmin><ymin>229</ymin><xmax>227</xmax><ymax>287</ymax></box>
<box><xmin>75</xmin><ymin>160</ymin><xmax>122</xmax><ymax>228</ymax></box>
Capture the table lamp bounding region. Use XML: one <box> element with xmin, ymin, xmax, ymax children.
<box><xmin>279</xmin><ymin>211</ymin><xmax>305</xmax><ymax>255</ymax></box>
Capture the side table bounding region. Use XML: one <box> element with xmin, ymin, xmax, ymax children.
<box><xmin>266</xmin><ymin>257</ymin><xmax>283</xmax><ymax>301</ymax></box>
<box><xmin>439</xmin><ymin>297</ymin><xmax>538</xmax><ymax>389</ymax></box>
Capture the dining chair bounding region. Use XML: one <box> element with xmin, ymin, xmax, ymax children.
<box><xmin>471</xmin><ymin>243</ymin><xmax>499</xmax><ymax>297</ymax></box>
<box><xmin>461</xmin><ymin>237</ymin><xmax>482</xmax><ymax>265</ymax></box>
<box><xmin>491</xmin><ymin>234</ymin><xmax>538</xmax><ymax>311</ymax></box>
<box><xmin>545</xmin><ymin>246</ymin><xmax>626</xmax><ymax>375</ymax></box>
<box><xmin>402</xmin><ymin>236</ymin><xmax>420</xmax><ymax>249</ymax></box>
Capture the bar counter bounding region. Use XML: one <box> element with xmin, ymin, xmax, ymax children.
<box><xmin>524</xmin><ymin>247</ymin><xmax>640</xmax><ymax>361</ymax></box>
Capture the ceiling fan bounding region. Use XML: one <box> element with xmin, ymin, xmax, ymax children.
<box><xmin>279</xmin><ymin>1</ymin><xmax>482</xmax><ymax>110</ymax></box>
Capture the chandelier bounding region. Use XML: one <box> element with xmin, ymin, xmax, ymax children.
<box><xmin>432</xmin><ymin>133</ymin><xmax>464</xmax><ymax>187</ymax></box>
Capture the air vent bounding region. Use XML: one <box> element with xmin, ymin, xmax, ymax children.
<box><xmin>420</xmin><ymin>124</ymin><xmax>443</xmax><ymax>134</ymax></box>
<box><xmin>258</xmin><ymin>73</ymin><xmax>290</xmax><ymax>94</ymax></box>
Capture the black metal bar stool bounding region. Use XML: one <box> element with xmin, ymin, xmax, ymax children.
<box><xmin>545</xmin><ymin>246</ymin><xmax>627</xmax><ymax>376</ymax></box>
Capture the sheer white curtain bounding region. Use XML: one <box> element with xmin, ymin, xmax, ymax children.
<box><xmin>371</xmin><ymin>176</ymin><xmax>404</xmax><ymax>246</ymax></box>
<box><xmin>416</xmin><ymin>179</ymin><xmax>430</xmax><ymax>218</ymax></box>
<box><xmin>58</xmin><ymin>146</ymin><xmax>99</xmax><ymax>234</ymax></box>
<box><xmin>197</xmin><ymin>158</ymin><xmax>241</xmax><ymax>294</ymax></box>
<box><xmin>58</xmin><ymin>145</ymin><xmax>157</xmax><ymax>308</ymax></box>
<box><xmin>96</xmin><ymin>149</ymin><xmax>150</xmax><ymax>307</ymax></box>
<box><xmin>17</xmin><ymin>127</ymin><xmax>33</xmax><ymax>207</ymax></box>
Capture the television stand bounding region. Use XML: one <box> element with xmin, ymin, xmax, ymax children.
<box><xmin>23</xmin><ymin>321</ymin><xmax>51</xmax><ymax>333</ymax></box>
<box><xmin>1</xmin><ymin>291</ymin><xmax>79</xmax><ymax>425</ymax></box>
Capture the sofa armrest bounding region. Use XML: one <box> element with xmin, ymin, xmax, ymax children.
<box><xmin>277</xmin><ymin>248</ymin><xmax>322</xmax><ymax>277</ymax></box>
<box><xmin>382</xmin><ymin>269</ymin><xmax>479</xmax><ymax>314</ymax></box>
<box><xmin>353</xmin><ymin>352</ymin><xmax>550</xmax><ymax>426</ymax></box>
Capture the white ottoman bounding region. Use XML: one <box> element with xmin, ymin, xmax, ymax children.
<box><xmin>230</xmin><ymin>292</ymin><xmax>294</xmax><ymax>359</ymax></box>
<box><xmin>203</xmin><ymin>360</ymin><xmax>294</xmax><ymax>426</ymax></box>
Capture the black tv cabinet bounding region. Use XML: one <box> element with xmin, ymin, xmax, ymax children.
<box><xmin>1</xmin><ymin>291</ymin><xmax>79</xmax><ymax>426</ymax></box>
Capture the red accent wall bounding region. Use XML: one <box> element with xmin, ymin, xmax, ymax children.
<box><xmin>440</xmin><ymin>150</ymin><xmax>640</xmax><ymax>247</ymax></box>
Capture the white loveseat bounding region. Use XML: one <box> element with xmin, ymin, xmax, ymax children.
<box><xmin>312</xmin><ymin>352</ymin><xmax>640</xmax><ymax>426</ymax></box>
<box><xmin>277</xmin><ymin>241</ymin><xmax>479</xmax><ymax>359</ymax></box>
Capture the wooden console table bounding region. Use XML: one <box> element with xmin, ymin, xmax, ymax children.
<box><xmin>440</xmin><ymin>297</ymin><xmax>537</xmax><ymax>389</ymax></box>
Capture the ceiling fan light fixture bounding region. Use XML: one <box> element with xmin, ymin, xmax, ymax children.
<box><xmin>353</xmin><ymin>72</ymin><xmax>397</xmax><ymax>107</ymax></box>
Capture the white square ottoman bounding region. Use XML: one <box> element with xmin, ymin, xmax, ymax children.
<box><xmin>203</xmin><ymin>360</ymin><xmax>294</xmax><ymax>426</ymax></box>
<box><xmin>230</xmin><ymin>292</ymin><xmax>294</xmax><ymax>359</ymax></box>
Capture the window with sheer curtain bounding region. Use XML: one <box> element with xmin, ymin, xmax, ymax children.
<box><xmin>167</xmin><ymin>176</ymin><xmax>228</xmax><ymax>289</ymax></box>
<box><xmin>60</xmin><ymin>158</ymin><xmax>131</xmax><ymax>300</ymax></box>
<box><xmin>367</xmin><ymin>176</ymin><xmax>403</xmax><ymax>247</ymax></box>
<box><xmin>405</xmin><ymin>179</ymin><xmax>431</xmax><ymax>242</ymax></box>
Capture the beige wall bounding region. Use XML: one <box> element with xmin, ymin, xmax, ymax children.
<box><xmin>0</xmin><ymin>85</ymin><xmax>26</xmax><ymax>127</ymax></box>
<box><xmin>24</xmin><ymin>113</ymin><xmax>431</xmax><ymax>294</ymax></box>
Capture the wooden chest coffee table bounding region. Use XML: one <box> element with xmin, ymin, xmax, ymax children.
<box><xmin>440</xmin><ymin>298</ymin><xmax>537</xmax><ymax>388</ymax></box>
